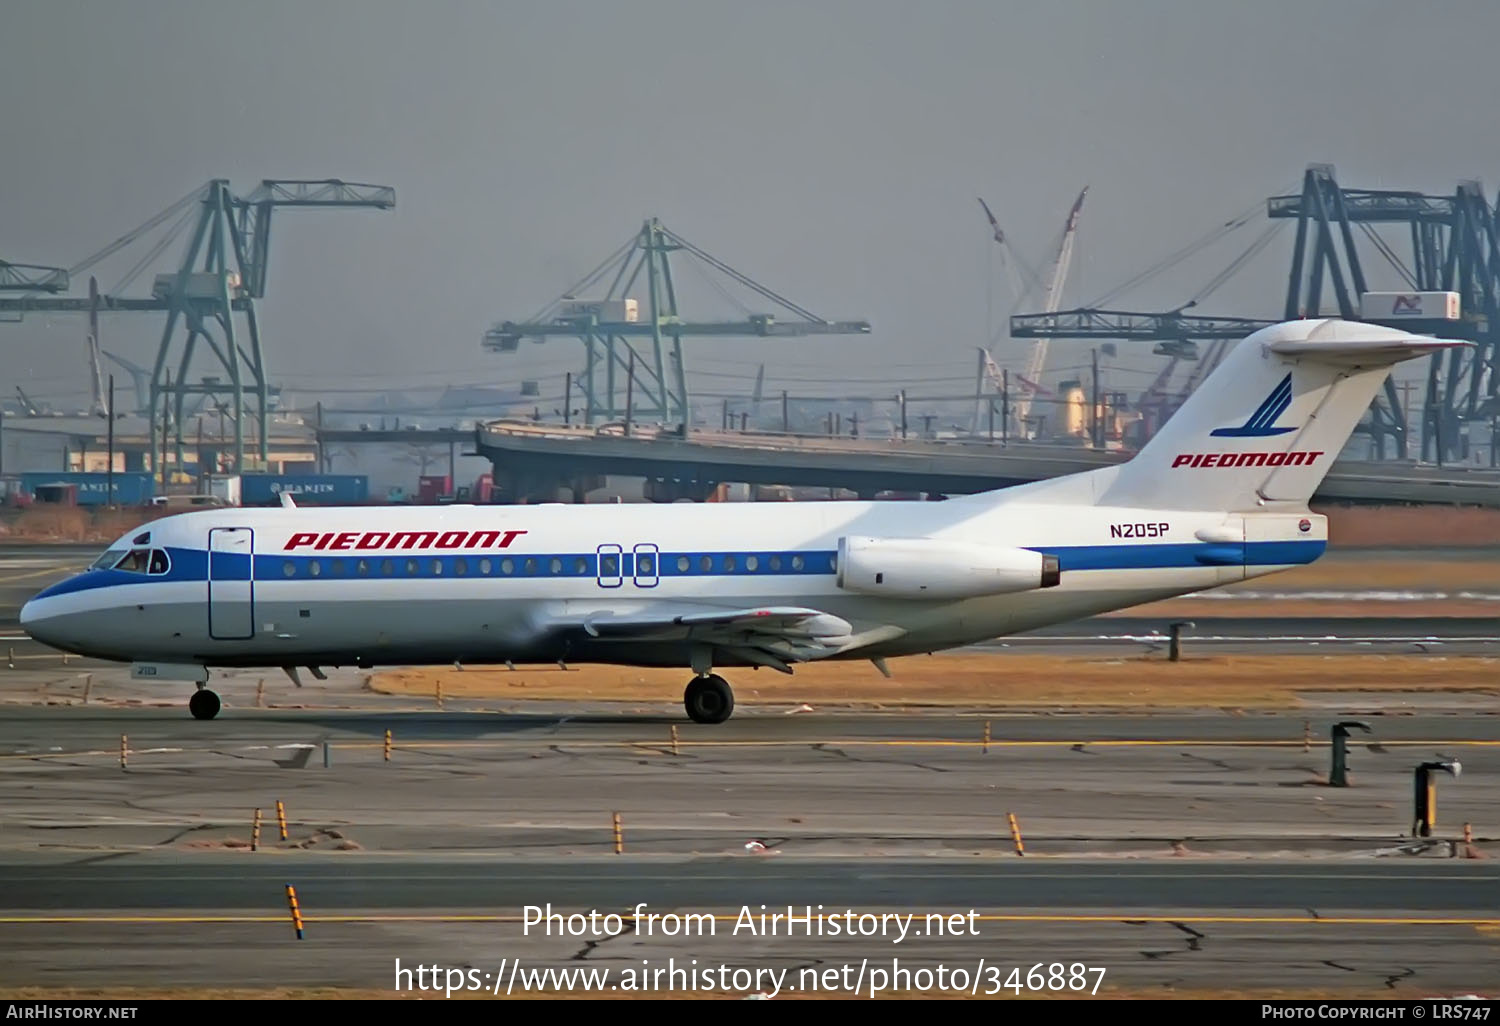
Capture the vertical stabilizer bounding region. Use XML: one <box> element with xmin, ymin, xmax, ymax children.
<box><xmin>1098</xmin><ymin>319</ymin><xmax>1471</xmax><ymax>511</ymax></box>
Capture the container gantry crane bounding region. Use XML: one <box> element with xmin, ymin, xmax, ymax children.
<box><xmin>483</xmin><ymin>218</ymin><xmax>871</xmax><ymax>429</ymax></box>
<box><xmin>0</xmin><ymin>179</ymin><xmax>395</xmax><ymax>475</ymax></box>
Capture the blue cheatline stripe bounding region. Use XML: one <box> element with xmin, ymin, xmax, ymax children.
<box><xmin>1033</xmin><ymin>540</ymin><xmax>1322</xmax><ymax>571</ymax></box>
<box><xmin>30</xmin><ymin>539</ymin><xmax>1328</xmax><ymax>600</ymax></box>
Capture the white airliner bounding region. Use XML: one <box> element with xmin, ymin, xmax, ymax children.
<box><xmin>21</xmin><ymin>319</ymin><xmax>1467</xmax><ymax>723</ymax></box>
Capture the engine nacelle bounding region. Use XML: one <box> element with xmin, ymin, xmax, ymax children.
<box><xmin>835</xmin><ymin>536</ymin><xmax>1060</xmax><ymax>600</ymax></box>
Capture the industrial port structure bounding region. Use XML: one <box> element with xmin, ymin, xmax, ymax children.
<box><xmin>1</xmin><ymin>178</ymin><xmax>395</xmax><ymax>480</ymax></box>
<box><xmin>1010</xmin><ymin>165</ymin><xmax>1500</xmax><ymax>464</ymax></box>
<box><xmin>3</xmin><ymin>163</ymin><xmax>1499</xmax><ymax>510</ymax></box>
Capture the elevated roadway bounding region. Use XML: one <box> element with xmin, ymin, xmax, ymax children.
<box><xmin>473</xmin><ymin>420</ymin><xmax>1500</xmax><ymax>505</ymax></box>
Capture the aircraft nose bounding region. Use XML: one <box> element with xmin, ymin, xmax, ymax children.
<box><xmin>20</xmin><ymin>593</ymin><xmax>65</xmax><ymax>648</ymax></box>
<box><xmin>20</xmin><ymin>596</ymin><xmax>49</xmax><ymax>638</ymax></box>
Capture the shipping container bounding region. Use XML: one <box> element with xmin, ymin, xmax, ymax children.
<box><xmin>202</xmin><ymin>474</ymin><xmax>242</xmax><ymax>505</ymax></box>
<box><xmin>152</xmin><ymin>270</ymin><xmax>242</xmax><ymax>299</ymax></box>
<box><xmin>239</xmin><ymin>474</ymin><xmax>369</xmax><ymax>506</ymax></box>
<box><xmin>1359</xmin><ymin>291</ymin><xmax>1460</xmax><ymax>320</ymax></box>
<box><xmin>417</xmin><ymin>474</ymin><xmax>452</xmax><ymax>504</ymax></box>
<box><xmin>19</xmin><ymin>471</ymin><xmax>154</xmax><ymax>507</ymax></box>
<box><xmin>556</xmin><ymin>298</ymin><xmax>638</xmax><ymax>323</ymax></box>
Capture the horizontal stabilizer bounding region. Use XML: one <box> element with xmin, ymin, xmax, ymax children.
<box><xmin>1268</xmin><ymin>335</ymin><xmax>1472</xmax><ymax>364</ymax></box>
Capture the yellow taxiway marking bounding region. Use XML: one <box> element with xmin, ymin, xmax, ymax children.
<box><xmin>0</xmin><ymin>567</ymin><xmax>80</xmax><ymax>584</ymax></box>
<box><xmin>280</xmin><ymin>737</ymin><xmax>1500</xmax><ymax>753</ymax></box>
<box><xmin>1</xmin><ymin>913</ymin><xmax>1497</xmax><ymax>927</ymax></box>
<box><xmin>304</xmin><ymin>738</ymin><xmax>1500</xmax><ymax>750</ymax></box>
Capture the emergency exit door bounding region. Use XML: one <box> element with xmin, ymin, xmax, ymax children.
<box><xmin>208</xmin><ymin>528</ymin><xmax>256</xmax><ymax>640</ymax></box>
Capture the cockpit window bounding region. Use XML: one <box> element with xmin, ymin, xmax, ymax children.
<box><xmin>109</xmin><ymin>548</ymin><xmax>169</xmax><ymax>575</ymax></box>
<box><xmin>92</xmin><ymin>548</ymin><xmax>127</xmax><ymax>570</ymax></box>
<box><xmin>114</xmin><ymin>549</ymin><xmax>151</xmax><ymax>573</ymax></box>
<box><xmin>133</xmin><ymin>532</ymin><xmax>151</xmax><ymax>545</ymax></box>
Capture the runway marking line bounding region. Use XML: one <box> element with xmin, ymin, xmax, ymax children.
<box><xmin>371</xmin><ymin>738</ymin><xmax>1500</xmax><ymax>750</ymax></box>
<box><xmin>1</xmin><ymin>913</ymin><xmax>1497</xmax><ymax>927</ymax></box>
<box><xmin>11</xmin><ymin>872</ymin><xmax>1499</xmax><ymax>883</ymax></box>
<box><xmin>5</xmin><ymin>737</ymin><xmax>1500</xmax><ymax>762</ymax></box>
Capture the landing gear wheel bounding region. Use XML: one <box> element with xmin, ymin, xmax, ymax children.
<box><xmin>684</xmin><ymin>674</ymin><xmax>734</xmax><ymax>725</ymax></box>
<box><xmin>189</xmin><ymin>688</ymin><xmax>221</xmax><ymax>721</ymax></box>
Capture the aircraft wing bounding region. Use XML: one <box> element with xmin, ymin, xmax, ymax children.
<box><xmin>575</xmin><ymin>605</ymin><xmax>857</xmax><ymax>672</ymax></box>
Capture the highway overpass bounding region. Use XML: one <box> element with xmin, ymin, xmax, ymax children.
<box><xmin>470</xmin><ymin>420</ymin><xmax>1500</xmax><ymax>507</ymax></box>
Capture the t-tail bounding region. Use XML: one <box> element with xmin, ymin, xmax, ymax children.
<box><xmin>1097</xmin><ymin>319</ymin><xmax>1472</xmax><ymax>512</ymax></box>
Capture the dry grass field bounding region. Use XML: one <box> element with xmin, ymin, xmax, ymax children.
<box><xmin>371</xmin><ymin>651</ymin><xmax>1500</xmax><ymax>710</ymax></box>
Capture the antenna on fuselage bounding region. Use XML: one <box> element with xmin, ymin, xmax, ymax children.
<box><xmin>279</xmin><ymin>492</ymin><xmax>297</xmax><ymax>509</ymax></box>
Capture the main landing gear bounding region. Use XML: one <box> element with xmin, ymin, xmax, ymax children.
<box><xmin>684</xmin><ymin>674</ymin><xmax>734</xmax><ymax>725</ymax></box>
<box><xmin>189</xmin><ymin>684</ymin><xmax>221</xmax><ymax>721</ymax></box>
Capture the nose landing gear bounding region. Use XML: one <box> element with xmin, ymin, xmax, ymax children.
<box><xmin>188</xmin><ymin>685</ymin><xmax>221</xmax><ymax>721</ymax></box>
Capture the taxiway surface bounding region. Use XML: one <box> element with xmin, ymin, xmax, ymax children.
<box><xmin>1</xmin><ymin>545</ymin><xmax>1495</xmax><ymax>996</ymax></box>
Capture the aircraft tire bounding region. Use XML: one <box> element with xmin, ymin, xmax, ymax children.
<box><xmin>684</xmin><ymin>674</ymin><xmax>734</xmax><ymax>724</ymax></box>
<box><xmin>189</xmin><ymin>688</ymin><xmax>221</xmax><ymax>721</ymax></box>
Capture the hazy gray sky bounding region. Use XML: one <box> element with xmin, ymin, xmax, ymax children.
<box><xmin>4</xmin><ymin>0</ymin><xmax>1499</xmax><ymax>417</ymax></box>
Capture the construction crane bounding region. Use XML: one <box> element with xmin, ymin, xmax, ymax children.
<box><xmin>483</xmin><ymin>218</ymin><xmax>871</xmax><ymax>428</ymax></box>
<box><xmin>1010</xmin><ymin>188</ymin><xmax>1087</xmax><ymax>436</ymax></box>
<box><xmin>0</xmin><ymin>179</ymin><xmax>395</xmax><ymax>474</ymax></box>
<box><xmin>102</xmin><ymin>351</ymin><xmax>152</xmax><ymax>415</ymax></box>
<box><xmin>1007</xmin><ymin>179</ymin><xmax>1294</xmax><ymax>446</ymax></box>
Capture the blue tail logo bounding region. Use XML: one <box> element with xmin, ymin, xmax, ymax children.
<box><xmin>1210</xmin><ymin>373</ymin><xmax>1296</xmax><ymax>437</ymax></box>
